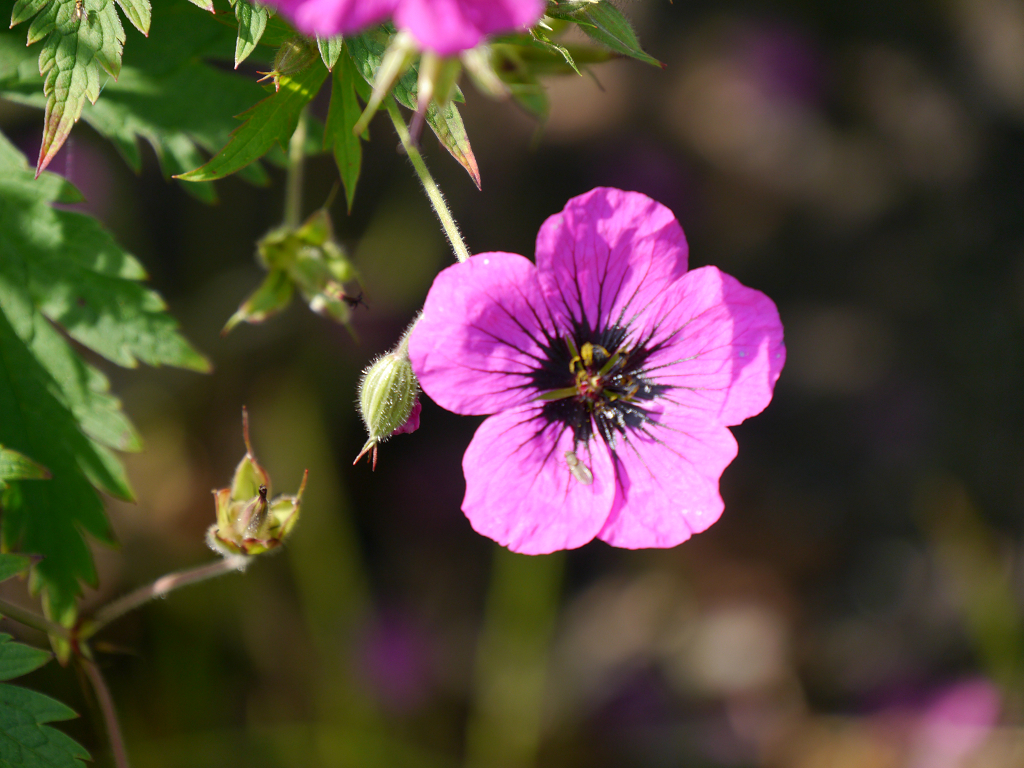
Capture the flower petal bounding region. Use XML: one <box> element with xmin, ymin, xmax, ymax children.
<box><xmin>535</xmin><ymin>187</ymin><xmax>689</xmax><ymax>341</ymax></box>
<box><xmin>641</xmin><ymin>266</ymin><xmax>786</xmax><ymax>427</ymax></box>
<box><xmin>462</xmin><ymin>406</ymin><xmax>615</xmax><ymax>553</ymax></box>
<box><xmin>597</xmin><ymin>409</ymin><xmax>738</xmax><ymax>549</ymax></box>
<box><xmin>396</xmin><ymin>0</ymin><xmax>544</xmax><ymax>55</ymax></box>
<box><xmin>269</xmin><ymin>0</ymin><xmax>397</xmax><ymax>37</ymax></box>
<box><xmin>410</xmin><ymin>252</ymin><xmax>558</xmax><ymax>416</ymax></box>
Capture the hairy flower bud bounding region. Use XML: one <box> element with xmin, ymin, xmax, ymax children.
<box><xmin>355</xmin><ymin>322</ymin><xmax>421</xmax><ymax>469</ymax></box>
<box><xmin>258</xmin><ymin>37</ymin><xmax>319</xmax><ymax>90</ymax></box>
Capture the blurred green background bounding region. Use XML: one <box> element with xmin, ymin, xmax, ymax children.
<box><xmin>3</xmin><ymin>0</ymin><xmax>1024</xmax><ymax>766</ymax></box>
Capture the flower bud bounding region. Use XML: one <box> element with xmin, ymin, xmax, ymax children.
<box><xmin>258</xmin><ymin>37</ymin><xmax>319</xmax><ymax>91</ymax></box>
<box><xmin>355</xmin><ymin>326</ymin><xmax>421</xmax><ymax>469</ymax></box>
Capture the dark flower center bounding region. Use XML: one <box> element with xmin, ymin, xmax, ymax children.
<box><xmin>531</xmin><ymin>326</ymin><xmax>668</xmax><ymax>450</ymax></box>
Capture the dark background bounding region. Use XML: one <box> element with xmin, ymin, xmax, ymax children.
<box><xmin>2</xmin><ymin>0</ymin><xmax>1024</xmax><ymax>765</ymax></box>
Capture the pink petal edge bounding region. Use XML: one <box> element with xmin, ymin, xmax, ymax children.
<box><xmin>535</xmin><ymin>187</ymin><xmax>689</xmax><ymax>341</ymax></box>
<box><xmin>597</xmin><ymin>409</ymin><xmax>739</xmax><ymax>549</ymax></box>
<box><xmin>462</xmin><ymin>406</ymin><xmax>615</xmax><ymax>554</ymax></box>
<box><xmin>410</xmin><ymin>252</ymin><xmax>556</xmax><ymax>417</ymax></box>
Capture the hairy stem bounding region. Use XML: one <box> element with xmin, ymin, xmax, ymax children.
<box><xmin>284</xmin><ymin>108</ymin><xmax>308</xmax><ymax>228</ymax></box>
<box><xmin>385</xmin><ymin>97</ymin><xmax>470</xmax><ymax>263</ymax></box>
<box><xmin>80</xmin><ymin>555</ymin><xmax>249</xmax><ymax>641</ymax></box>
<box><xmin>80</xmin><ymin>657</ymin><xmax>130</xmax><ymax>768</ymax></box>
<box><xmin>0</xmin><ymin>597</ymin><xmax>71</xmax><ymax>640</ymax></box>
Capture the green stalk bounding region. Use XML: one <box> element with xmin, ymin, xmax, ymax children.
<box><xmin>0</xmin><ymin>597</ymin><xmax>71</xmax><ymax>640</ymax></box>
<box><xmin>284</xmin><ymin>108</ymin><xmax>308</xmax><ymax>228</ymax></box>
<box><xmin>385</xmin><ymin>97</ymin><xmax>470</xmax><ymax>263</ymax></box>
<box><xmin>464</xmin><ymin>547</ymin><xmax>565</xmax><ymax>768</ymax></box>
<box><xmin>80</xmin><ymin>656</ymin><xmax>130</xmax><ymax>768</ymax></box>
<box><xmin>79</xmin><ymin>555</ymin><xmax>249</xmax><ymax>641</ymax></box>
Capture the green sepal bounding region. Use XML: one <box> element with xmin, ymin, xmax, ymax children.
<box><xmin>225</xmin><ymin>207</ymin><xmax>361</xmax><ymax>334</ymax></box>
<box><xmin>426</xmin><ymin>97</ymin><xmax>480</xmax><ymax>189</ymax></box>
<box><xmin>222</xmin><ymin>269</ymin><xmax>294</xmax><ymax>333</ymax></box>
<box><xmin>207</xmin><ymin>412</ymin><xmax>306</xmax><ymax>557</ymax></box>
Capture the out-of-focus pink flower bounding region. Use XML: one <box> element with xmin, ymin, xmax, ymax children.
<box><xmin>271</xmin><ymin>0</ymin><xmax>396</xmax><ymax>39</ymax></box>
<box><xmin>409</xmin><ymin>188</ymin><xmax>786</xmax><ymax>553</ymax></box>
<box><xmin>394</xmin><ymin>0</ymin><xmax>543</xmax><ymax>55</ymax></box>
<box><xmin>908</xmin><ymin>679</ymin><xmax>1001</xmax><ymax>768</ymax></box>
<box><xmin>267</xmin><ymin>0</ymin><xmax>543</xmax><ymax>55</ymax></box>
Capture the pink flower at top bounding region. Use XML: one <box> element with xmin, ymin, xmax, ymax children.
<box><xmin>272</xmin><ymin>0</ymin><xmax>396</xmax><ymax>40</ymax></box>
<box><xmin>269</xmin><ymin>0</ymin><xmax>543</xmax><ymax>56</ymax></box>
<box><xmin>395</xmin><ymin>0</ymin><xmax>543</xmax><ymax>55</ymax></box>
<box><xmin>409</xmin><ymin>188</ymin><xmax>786</xmax><ymax>553</ymax></box>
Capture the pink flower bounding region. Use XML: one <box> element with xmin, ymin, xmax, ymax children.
<box><xmin>268</xmin><ymin>0</ymin><xmax>543</xmax><ymax>56</ymax></box>
<box><xmin>409</xmin><ymin>188</ymin><xmax>786</xmax><ymax>553</ymax></box>
<box><xmin>394</xmin><ymin>0</ymin><xmax>544</xmax><ymax>55</ymax></box>
<box><xmin>273</xmin><ymin>0</ymin><xmax>396</xmax><ymax>39</ymax></box>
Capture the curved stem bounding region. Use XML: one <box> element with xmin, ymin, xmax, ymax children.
<box><xmin>0</xmin><ymin>597</ymin><xmax>71</xmax><ymax>640</ymax></box>
<box><xmin>385</xmin><ymin>97</ymin><xmax>470</xmax><ymax>263</ymax></box>
<box><xmin>284</xmin><ymin>108</ymin><xmax>308</xmax><ymax>228</ymax></box>
<box><xmin>80</xmin><ymin>555</ymin><xmax>249</xmax><ymax>641</ymax></box>
<box><xmin>80</xmin><ymin>656</ymin><xmax>130</xmax><ymax>768</ymax></box>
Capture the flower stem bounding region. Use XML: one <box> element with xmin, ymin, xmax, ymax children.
<box><xmin>463</xmin><ymin>547</ymin><xmax>565</xmax><ymax>768</ymax></box>
<box><xmin>283</xmin><ymin>108</ymin><xmax>308</xmax><ymax>228</ymax></box>
<box><xmin>0</xmin><ymin>597</ymin><xmax>71</xmax><ymax>640</ymax></box>
<box><xmin>80</xmin><ymin>555</ymin><xmax>249</xmax><ymax>641</ymax></box>
<box><xmin>80</xmin><ymin>656</ymin><xmax>130</xmax><ymax>768</ymax></box>
<box><xmin>385</xmin><ymin>97</ymin><xmax>470</xmax><ymax>263</ymax></box>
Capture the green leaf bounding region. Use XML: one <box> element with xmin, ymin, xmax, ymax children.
<box><xmin>0</xmin><ymin>685</ymin><xmax>89</xmax><ymax>768</ymax></box>
<box><xmin>35</xmin><ymin>0</ymin><xmax>125</xmax><ymax>174</ymax></box>
<box><xmin>0</xmin><ymin>1</ymin><xmax>271</xmax><ymax>201</ymax></box>
<box><xmin>10</xmin><ymin>0</ymin><xmax>49</xmax><ymax>27</ymax></box>
<box><xmin>0</xmin><ymin>446</ymin><xmax>50</xmax><ymax>487</ymax></box>
<box><xmin>233</xmin><ymin>0</ymin><xmax>268</xmax><ymax>68</ymax></box>
<box><xmin>324</xmin><ymin>51</ymin><xmax>363</xmax><ymax>211</ymax></box>
<box><xmin>114</xmin><ymin>0</ymin><xmax>149</xmax><ymax>36</ymax></box>
<box><xmin>346</xmin><ymin>31</ymin><xmax>479</xmax><ymax>184</ymax></box>
<box><xmin>317</xmin><ymin>33</ymin><xmax>343</xmax><ymax>72</ymax></box>
<box><xmin>0</xmin><ymin>635</ymin><xmax>51</xmax><ymax>681</ymax></box>
<box><xmin>6</xmin><ymin>0</ymin><xmax>155</xmax><ymax>175</ymax></box>
<box><xmin>0</xmin><ymin>634</ymin><xmax>89</xmax><ymax>768</ymax></box>
<box><xmin>425</xmin><ymin>97</ymin><xmax>480</xmax><ymax>189</ymax></box>
<box><xmin>176</xmin><ymin>60</ymin><xmax>329</xmax><ymax>183</ymax></box>
<box><xmin>0</xmin><ymin>132</ymin><xmax>208</xmax><ymax>621</ymax></box>
<box><xmin>547</xmin><ymin>0</ymin><xmax>662</xmax><ymax>68</ymax></box>
<box><xmin>0</xmin><ymin>554</ymin><xmax>32</xmax><ymax>584</ymax></box>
